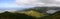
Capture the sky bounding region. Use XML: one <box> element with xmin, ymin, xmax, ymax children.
<box><xmin>0</xmin><ymin>0</ymin><xmax>60</xmax><ymax>13</ymax></box>
<box><xmin>1</xmin><ymin>0</ymin><xmax>60</xmax><ymax>11</ymax></box>
<box><xmin>0</xmin><ymin>0</ymin><xmax>16</xmax><ymax>11</ymax></box>
<box><xmin>16</xmin><ymin>0</ymin><xmax>60</xmax><ymax>7</ymax></box>
<box><xmin>0</xmin><ymin>0</ymin><xmax>35</xmax><ymax>12</ymax></box>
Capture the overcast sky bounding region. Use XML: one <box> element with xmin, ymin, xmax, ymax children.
<box><xmin>16</xmin><ymin>0</ymin><xmax>60</xmax><ymax>7</ymax></box>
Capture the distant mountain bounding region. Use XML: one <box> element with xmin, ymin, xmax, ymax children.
<box><xmin>33</xmin><ymin>7</ymin><xmax>60</xmax><ymax>12</ymax></box>
<box><xmin>20</xmin><ymin>7</ymin><xmax>60</xmax><ymax>14</ymax></box>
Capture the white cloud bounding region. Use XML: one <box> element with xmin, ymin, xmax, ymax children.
<box><xmin>47</xmin><ymin>10</ymin><xmax>58</xmax><ymax>14</ymax></box>
<box><xmin>16</xmin><ymin>0</ymin><xmax>60</xmax><ymax>7</ymax></box>
<box><xmin>55</xmin><ymin>0</ymin><xmax>60</xmax><ymax>2</ymax></box>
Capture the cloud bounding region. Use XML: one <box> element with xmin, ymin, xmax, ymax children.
<box><xmin>16</xmin><ymin>0</ymin><xmax>43</xmax><ymax>6</ymax></box>
<box><xmin>40</xmin><ymin>0</ymin><xmax>60</xmax><ymax>5</ymax></box>
<box><xmin>47</xmin><ymin>10</ymin><xmax>58</xmax><ymax>14</ymax></box>
<box><xmin>16</xmin><ymin>0</ymin><xmax>60</xmax><ymax>7</ymax></box>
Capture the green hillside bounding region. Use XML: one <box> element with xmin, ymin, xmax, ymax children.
<box><xmin>0</xmin><ymin>7</ymin><xmax>60</xmax><ymax>19</ymax></box>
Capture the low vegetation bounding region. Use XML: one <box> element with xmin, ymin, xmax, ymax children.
<box><xmin>0</xmin><ymin>7</ymin><xmax>60</xmax><ymax>19</ymax></box>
